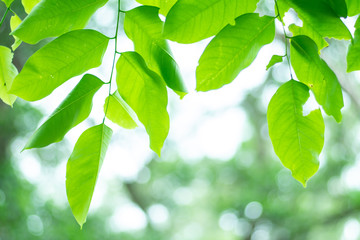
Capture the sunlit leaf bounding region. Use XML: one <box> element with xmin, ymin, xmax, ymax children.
<box><xmin>164</xmin><ymin>0</ymin><xmax>259</xmax><ymax>43</ymax></box>
<box><xmin>116</xmin><ymin>52</ymin><xmax>169</xmax><ymax>156</ymax></box>
<box><xmin>346</xmin><ymin>0</ymin><xmax>360</xmax><ymax>16</ymax></box>
<box><xmin>196</xmin><ymin>13</ymin><xmax>275</xmax><ymax>91</ymax></box>
<box><xmin>66</xmin><ymin>123</ymin><xmax>112</xmax><ymax>228</ymax></box>
<box><xmin>290</xmin><ymin>35</ymin><xmax>344</xmax><ymax>122</ymax></box>
<box><xmin>268</xmin><ymin>80</ymin><xmax>325</xmax><ymax>187</ymax></box>
<box><xmin>24</xmin><ymin>74</ymin><xmax>104</xmax><ymax>150</ymax></box>
<box><xmin>1</xmin><ymin>0</ymin><xmax>14</xmax><ymax>7</ymax></box>
<box><xmin>347</xmin><ymin>18</ymin><xmax>360</xmax><ymax>72</ymax></box>
<box><xmin>278</xmin><ymin>0</ymin><xmax>351</xmax><ymax>50</ymax></box>
<box><xmin>0</xmin><ymin>46</ymin><xmax>17</xmax><ymax>107</ymax></box>
<box><xmin>266</xmin><ymin>55</ymin><xmax>283</xmax><ymax>70</ymax></box>
<box><xmin>9</xmin><ymin>29</ymin><xmax>109</xmax><ymax>101</ymax></box>
<box><xmin>104</xmin><ymin>91</ymin><xmax>138</xmax><ymax>129</ymax></box>
<box><xmin>124</xmin><ymin>6</ymin><xmax>187</xmax><ymax>98</ymax></box>
<box><xmin>21</xmin><ymin>0</ymin><xmax>41</xmax><ymax>14</ymax></box>
<box><xmin>10</xmin><ymin>13</ymin><xmax>22</xmax><ymax>50</ymax></box>
<box><xmin>12</xmin><ymin>0</ymin><xmax>109</xmax><ymax>44</ymax></box>
<box><xmin>135</xmin><ymin>0</ymin><xmax>177</xmax><ymax>16</ymax></box>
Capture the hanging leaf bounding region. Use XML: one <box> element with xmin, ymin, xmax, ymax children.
<box><xmin>116</xmin><ymin>52</ymin><xmax>169</xmax><ymax>156</ymax></box>
<box><xmin>124</xmin><ymin>6</ymin><xmax>187</xmax><ymax>98</ymax></box>
<box><xmin>290</xmin><ymin>35</ymin><xmax>344</xmax><ymax>122</ymax></box>
<box><xmin>163</xmin><ymin>0</ymin><xmax>259</xmax><ymax>43</ymax></box>
<box><xmin>0</xmin><ymin>46</ymin><xmax>17</xmax><ymax>107</ymax></box>
<box><xmin>104</xmin><ymin>91</ymin><xmax>138</xmax><ymax>129</ymax></box>
<box><xmin>196</xmin><ymin>13</ymin><xmax>275</xmax><ymax>91</ymax></box>
<box><xmin>9</xmin><ymin>29</ymin><xmax>109</xmax><ymax>101</ymax></box>
<box><xmin>12</xmin><ymin>0</ymin><xmax>109</xmax><ymax>44</ymax></box>
<box><xmin>21</xmin><ymin>0</ymin><xmax>41</xmax><ymax>14</ymax></box>
<box><xmin>277</xmin><ymin>0</ymin><xmax>351</xmax><ymax>50</ymax></box>
<box><xmin>1</xmin><ymin>0</ymin><xmax>14</xmax><ymax>7</ymax></box>
<box><xmin>10</xmin><ymin>13</ymin><xmax>22</xmax><ymax>51</ymax></box>
<box><xmin>328</xmin><ymin>0</ymin><xmax>347</xmax><ymax>17</ymax></box>
<box><xmin>24</xmin><ymin>74</ymin><xmax>104</xmax><ymax>150</ymax></box>
<box><xmin>347</xmin><ymin>18</ymin><xmax>360</xmax><ymax>72</ymax></box>
<box><xmin>266</xmin><ymin>55</ymin><xmax>283</xmax><ymax>70</ymax></box>
<box><xmin>268</xmin><ymin>80</ymin><xmax>325</xmax><ymax>187</ymax></box>
<box><xmin>346</xmin><ymin>0</ymin><xmax>360</xmax><ymax>16</ymax></box>
<box><xmin>135</xmin><ymin>0</ymin><xmax>177</xmax><ymax>16</ymax></box>
<box><xmin>66</xmin><ymin>123</ymin><xmax>112</xmax><ymax>228</ymax></box>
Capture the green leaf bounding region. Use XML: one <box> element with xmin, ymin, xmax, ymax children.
<box><xmin>290</xmin><ymin>35</ymin><xmax>344</xmax><ymax>122</ymax></box>
<box><xmin>347</xmin><ymin>18</ymin><xmax>360</xmax><ymax>72</ymax></box>
<box><xmin>1</xmin><ymin>0</ymin><xmax>14</xmax><ymax>7</ymax></box>
<box><xmin>10</xmin><ymin>13</ymin><xmax>22</xmax><ymax>51</ymax></box>
<box><xmin>9</xmin><ymin>29</ymin><xmax>109</xmax><ymax>101</ymax></box>
<box><xmin>267</xmin><ymin>80</ymin><xmax>325</xmax><ymax>187</ymax></box>
<box><xmin>277</xmin><ymin>0</ymin><xmax>352</xmax><ymax>50</ymax></box>
<box><xmin>135</xmin><ymin>0</ymin><xmax>177</xmax><ymax>16</ymax></box>
<box><xmin>116</xmin><ymin>52</ymin><xmax>169</xmax><ymax>156</ymax></box>
<box><xmin>0</xmin><ymin>46</ymin><xmax>17</xmax><ymax>107</ymax></box>
<box><xmin>24</xmin><ymin>74</ymin><xmax>104</xmax><ymax>150</ymax></box>
<box><xmin>12</xmin><ymin>0</ymin><xmax>109</xmax><ymax>44</ymax></box>
<box><xmin>124</xmin><ymin>6</ymin><xmax>187</xmax><ymax>98</ymax></box>
<box><xmin>328</xmin><ymin>0</ymin><xmax>347</xmax><ymax>17</ymax></box>
<box><xmin>266</xmin><ymin>55</ymin><xmax>283</xmax><ymax>70</ymax></box>
<box><xmin>346</xmin><ymin>0</ymin><xmax>360</xmax><ymax>16</ymax></box>
<box><xmin>104</xmin><ymin>91</ymin><xmax>138</xmax><ymax>129</ymax></box>
<box><xmin>21</xmin><ymin>0</ymin><xmax>41</xmax><ymax>14</ymax></box>
<box><xmin>196</xmin><ymin>13</ymin><xmax>275</xmax><ymax>91</ymax></box>
<box><xmin>66</xmin><ymin>123</ymin><xmax>112</xmax><ymax>228</ymax></box>
<box><xmin>164</xmin><ymin>0</ymin><xmax>259</xmax><ymax>43</ymax></box>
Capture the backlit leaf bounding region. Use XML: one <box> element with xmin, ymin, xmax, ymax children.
<box><xmin>12</xmin><ymin>0</ymin><xmax>109</xmax><ymax>44</ymax></box>
<box><xmin>0</xmin><ymin>46</ymin><xmax>17</xmax><ymax>106</ymax></box>
<box><xmin>66</xmin><ymin>124</ymin><xmax>112</xmax><ymax>228</ymax></box>
<box><xmin>135</xmin><ymin>0</ymin><xmax>177</xmax><ymax>16</ymax></box>
<box><xmin>9</xmin><ymin>29</ymin><xmax>109</xmax><ymax>101</ymax></box>
<box><xmin>104</xmin><ymin>91</ymin><xmax>138</xmax><ymax>129</ymax></box>
<box><xmin>346</xmin><ymin>0</ymin><xmax>360</xmax><ymax>16</ymax></box>
<box><xmin>24</xmin><ymin>74</ymin><xmax>104</xmax><ymax>150</ymax></box>
<box><xmin>10</xmin><ymin>13</ymin><xmax>22</xmax><ymax>50</ymax></box>
<box><xmin>268</xmin><ymin>80</ymin><xmax>325</xmax><ymax>187</ymax></box>
<box><xmin>328</xmin><ymin>0</ymin><xmax>347</xmax><ymax>17</ymax></box>
<box><xmin>164</xmin><ymin>0</ymin><xmax>259</xmax><ymax>43</ymax></box>
<box><xmin>124</xmin><ymin>6</ymin><xmax>187</xmax><ymax>98</ymax></box>
<box><xmin>347</xmin><ymin>18</ymin><xmax>360</xmax><ymax>72</ymax></box>
<box><xmin>196</xmin><ymin>13</ymin><xmax>275</xmax><ymax>91</ymax></box>
<box><xmin>266</xmin><ymin>55</ymin><xmax>283</xmax><ymax>70</ymax></box>
<box><xmin>21</xmin><ymin>0</ymin><xmax>41</xmax><ymax>14</ymax></box>
<box><xmin>290</xmin><ymin>35</ymin><xmax>344</xmax><ymax>122</ymax></box>
<box><xmin>277</xmin><ymin>0</ymin><xmax>351</xmax><ymax>50</ymax></box>
<box><xmin>116</xmin><ymin>52</ymin><xmax>169</xmax><ymax>156</ymax></box>
<box><xmin>1</xmin><ymin>0</ymin><xmax>14</xmax><ymax>7</ymax></box>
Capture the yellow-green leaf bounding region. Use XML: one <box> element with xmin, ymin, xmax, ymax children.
<box><xmin>0</xmin><ymin>46</ymin><xmax>17</xmax><ymax>107</ymax></box>
<box><xmin>21</xmin><ymin>0</ymin><xmax>41</xmax><ymax>14</ymax></box>
<box><xmin>135</xmin><ymin>0</ymin><xmax>177</xmax><ymax>16</ymax></box>
<box><xmin>10</xmin><ymin>14</ymin><xmax>22</xmax><ymax>51</ymax></box>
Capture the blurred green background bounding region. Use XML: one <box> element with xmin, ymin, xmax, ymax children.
<box><xmin>1</xmin><ymin>0</ymin><xmax>360</xmax><ymax>239</ymax></box>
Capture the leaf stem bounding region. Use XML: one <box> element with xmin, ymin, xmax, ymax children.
<box><xmin>0</xmin><ymin>6</ymin><xmax>10</xmax><ymax>29</ymax></box>
<box><xmin>274</xmin><ymin>0</ymin><xmax>293</xmax><ymax>80</ymax></box>
<box><xmin>103</xmin><ymin>0</ymin><xmax>122</xmax><ymax>124</ymax></box>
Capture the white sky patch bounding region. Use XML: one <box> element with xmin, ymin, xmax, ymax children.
<box><xmin>109</xmin><ymin>203</ymin><xmax>147</xmax><ymax>232</ymax></box>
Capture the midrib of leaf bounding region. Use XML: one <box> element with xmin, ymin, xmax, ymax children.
<box><xmin>202</xmin><ymin>18</ymin><xmax>273</xmax><ymax>82</ymax></box>
<box><xmin>112</xmin><ymin>94</ymin><xmax>136</xmax><ymax>121</ymax></box>
<box><xmin>13</xmin><ymin>38</ymin><xmax>107</xmax><ymax>92</ymax></box>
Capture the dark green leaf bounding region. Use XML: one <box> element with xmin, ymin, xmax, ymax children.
<box><xmin>104</xmin><ymin>91</ymin><xmax>138</xmax><ymax>129</ymax></box>
<box><xmin>268</xmin><ymin>80</ymin><xmax>325</xmax><ymax>187</ymax></box>
<box><xmin>135</xmin><ymin>0</ymin><xmax>177</xmax><ymax>16</ymax></box>
<box><xmin>290</xmin><ymin>35</ymin><xmax>344</xmax><ymax>122</ymax></box>
<box><xmin>196</xmin><ymin>13</ymin><xmax>275</xmax><ymax>91</ymax></box>
<box><xmin>9</xmin><ymin>29</ymin><xmax>109</xmax><ymax>101</ymax></box>
<box><xmin>24</xmin><ymin>74</ymin><xmax>104</xmax><ymax>150</ymax></box>
<box><xmin>66</xmin><ymin>123</ymin><xmax>112</xmax><ymax>228</ymax></box>
<box><xmin>278</xmin><ymin>0</ymin><xmax>351</xmax><ymax>49</ymax></box>
<box><xmin>124</xmin><ymin>6</ymin><xmax>187</xmax><ymax>98</ymax></box>
<box><xmin>116</xmin><ymin>52</ymin><xmax>169</xmax><ymax>156</ymax></box>
<box><xmin>328</xmin><ymin>0</ymin><xmax>347</xmax><ymax>17</ymax></box>
<box><xmin>266</xmin><ymin>55</ymin><xmax>283</xmax><ymax>70</ymax></box>
<box><xmin>0</xmin><ymin>46</ymin><xmax>17</xmax><ymax>107</ymax></box>
<box><xmin>164</xmin><ymin>0</ymin><xmax>259</xmax><ymax>43</ymax></box>
<box><xmin>12</xmin><ymin>0</ymin><xmax>109</xmax><ymax>44</ymax></box>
